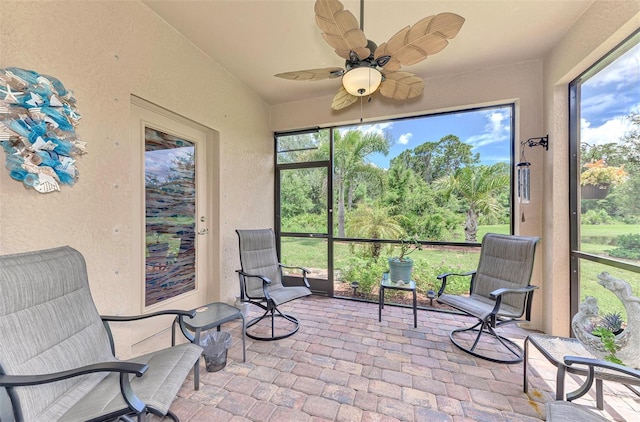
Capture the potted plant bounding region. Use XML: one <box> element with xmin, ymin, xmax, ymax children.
<box><xmin>388</xmin><ymin>237</ymin><xmax>421</xmax><ymax>282</ymax></box>
<box><xmin>580</xmin><ymin>159</ymin><xmax>627</xmax><ymax>199</ymax></box>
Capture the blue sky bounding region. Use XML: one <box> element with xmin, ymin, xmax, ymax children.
<box><xmin>580</xmin><ymin>42</ymin><xmax>640</xmax><ymax>146</ymax></box>
<box><xmin>358</xmin><ymin>107</ymin><xmax>512</xmax><ymax>169</ymax></box>
<box><xmin>351</xmin><ymin>41</ymin><xmax>640</xmax><ymax>170</ymax></box>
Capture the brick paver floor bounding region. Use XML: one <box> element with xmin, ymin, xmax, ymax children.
<box><xmin>165</xmin><ymin>295</ymin><xmax>639</xmax><ymax>421</ymax></box>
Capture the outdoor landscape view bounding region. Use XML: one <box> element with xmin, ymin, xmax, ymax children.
<box><xmin>277</xmin><ymin>105</ymin><xmax>514</xmax><ymax>307</ymax></box>
<box><xmin>278</xmin><ymin>38</ymin><xmax>640</xmax><ymax>316</ymax></box>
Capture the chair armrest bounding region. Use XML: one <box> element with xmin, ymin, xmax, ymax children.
<box><xmin>279</xmin><ymin>264</ymin><xmax>311</xmax><ymax>288</ymax></box>
<box><xmin>236</xmin><ymin>269</ymin><xmax>273</xmax><ymax>285</ymax></box>
<box><xmin>280</xmin><ymin>264</ymin><xmax>310</xmax><ymax>274</ymax></box>
<box><xmin>563</xmin><ymin>356</ymin><xmax>640</xmax><ymax>402</ymax></box>
<box><xmin>236</xmin><ymin>269</ymin><xmax>274</xmax><ymax>302</ymax></box>
<box><xmin>0</xmin><ymin>361</ymin><xmax>148</xmax><ymax>387</ymax></box>
<box><xmin>486</xmin><ymin>285</ymin><xmax>538</xmax><ymax>324</ymax></box>
<box><xmin>101</xmin><ymin>309</ymin><xmax>197</xmax><ymax>322</ymax></box>
<box><xmin>436</xmin><ymin>271</ymin><xmax>475</xmax><ymax>296</ymax></box>
<box><xmin>437</xmin><ymin>270</ymin><xmax>475</xmax><ymax>280</ymax></box>
<box><xmin>564</xmin><ymin>356</ymin><xmax>640</xmax><ymax>378</ymax></box>
<box><xmin>489</xmin><ymin>285</ymin><xmax>538</xmax><ymax>299</ymax></box>
<box><xmin>101</xmin><ymin>310</ymin><xmax>197</xmax><ymax>354</ymax></box>
<box><xmin>1</xmin><ymin>362</ymin><xmax>149</xmax><ymax>414</ymax></box>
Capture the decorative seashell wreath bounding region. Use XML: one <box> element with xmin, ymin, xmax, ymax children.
<box><xmin>0</xmin><ymin>67</ymin><xmax>86</xmax><ymax>193</ymax></box>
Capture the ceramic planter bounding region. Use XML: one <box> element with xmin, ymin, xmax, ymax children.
<box><xmin>388</xmin><ymin>257</ymin><xmax>413</xmax><ymax>282</ymax></box>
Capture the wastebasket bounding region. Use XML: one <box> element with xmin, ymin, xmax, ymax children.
<box><xmin>199</xmin><ymin>331</ymin><xmax>232</xmax><ymax>372</ymax></box>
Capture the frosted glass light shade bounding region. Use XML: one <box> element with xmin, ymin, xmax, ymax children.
<box><xmin>342</xmin><ymin>67</ymin><xmax>382</xmax><ymax>96</ymax></box>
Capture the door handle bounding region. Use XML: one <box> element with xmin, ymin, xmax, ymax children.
<box><xmin>197</xmin><ymin>228</ymin><xmax>209</xmax><ymax>235</ymax></box>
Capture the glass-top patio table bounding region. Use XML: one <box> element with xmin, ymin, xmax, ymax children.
<box><xmin>173</xmin><ymin>302</ymin><xmax>246</xmax><ymax>390</ymax></box>
<box><xmin>524</xmin><ymin>333</ymin><xmax>640</xmax><ymax>409</ymax></box>
<box><xmin>378</xmin><ymin>275</ymin><xmax>417</xmax><ymax>328</ymax></box>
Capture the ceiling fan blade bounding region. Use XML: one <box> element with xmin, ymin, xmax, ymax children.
<box><xmin>379</xmin><ymin>71</ymin><xmax>425</xmax><ymax>100</ymax></box>
<box><xmin>331</xmin><ymin>86</ymin><xmax>358</xmax><ymax>110</ymax></box>
<box><xmin>315</xmin><ymin>0</ymin><xmax>369</xmax><ymax>60</ymax></box>
<box><xmin>375</xmin><ymin>12</ymin><xmax>465</xmax><ymax>67</ymax></box>
<box><xmin>275</xmin><ymin>67</ymin><xmax>345</xmax><ymax>81</ymax></box>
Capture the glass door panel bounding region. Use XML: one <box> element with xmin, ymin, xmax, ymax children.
<box><xmin>278</xmin><ymin>166</ymin><xmax>331</xmax><ymax>295</ymax></box>
<box><xmin>144</xmin><ymin>127</ymin><xmax>197</xmax><ymax>307</ymax></box>
<box><xmin>280</xmin><ymin>237</ymin><xmax>329</xmax><ymax>295</ymax></box>
<box><xmin>279</xmin><ymin>167</ymin><xmax>327</xmax><ymax>233</ymax></box>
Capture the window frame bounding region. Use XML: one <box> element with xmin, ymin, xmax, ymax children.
<box><xmin>568</xmin><ymin>29</ymin><xmax>640</xmax><ymax>319</ymax></box>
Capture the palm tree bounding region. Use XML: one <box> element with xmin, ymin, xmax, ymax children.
<box><xmin>436</xmin><ymin>163</ymin><xmax>510</xmax><ymax>242</ymax></box>
<box><xmin>345</xmin><ymin>204</ymin><xmax>404</xmax><ymax>259</ymax></box>
<box><xmin>333</xmin><ymin>129</ymin><xmax>390</xmax><ymax>237</ymax></box>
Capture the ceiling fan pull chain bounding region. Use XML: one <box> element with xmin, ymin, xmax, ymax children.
<box><xmin>360</xmin><ymin>96</ymin><xmax>363</xmax><ymax>123</ymax></box>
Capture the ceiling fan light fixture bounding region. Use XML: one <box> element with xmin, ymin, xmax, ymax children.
<box><xmin>342</xmin><ymin>67</ymin><xmax>382</xmax><ymax>96</ymax></box>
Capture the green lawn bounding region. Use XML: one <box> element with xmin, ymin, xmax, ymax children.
<box><xmin>281</xmin><ymin>223</ymin><xmax>640</xmax><ymax>321</ymax></box>
<box><xmin>578</xmin><ymin>224</ymin><xmax>640</xmax><ymax>320</ymax></box>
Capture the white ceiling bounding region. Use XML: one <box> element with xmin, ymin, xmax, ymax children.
<box><xmin>142</xmin><ymin>0</ymin><xmax>595</xmax><ymax>106</ymax></box>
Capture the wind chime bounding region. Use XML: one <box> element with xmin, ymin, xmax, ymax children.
<box><xmin>517</xmin><ymin>135</ymin><xmax>549</xmax><ymax>222</ymax></box>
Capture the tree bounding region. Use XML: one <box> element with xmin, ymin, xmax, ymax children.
<box><xmin>333</xmin><ymin>129</ymin><xmax>391</xmax><ymax>237</ymax></box>
<box><xmin>345</xmin><ymin>204</ymin><xmax>404</xmax><ymax>259</ymax></box>
<box><xmin>391</xmin><ymin>135</ymin><xmax>479</xmax><ymax>183</ymax></box>
<box><xmin>436</xmin><ymin>163</ymin><xmax>510</xmax><ymax>242</ymax></box>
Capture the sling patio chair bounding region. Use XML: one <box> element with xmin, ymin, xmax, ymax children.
<box><xmin>436</xmin><ymin>233</ymin><xmax>540</xmax><ymax>364</ymax></box>
<box><xmin>0</xmin><ymin>246</ymin><xmax>202</xmax><ymax>422</ymax></box>
<box><xmin>236</xmin><ymin>229</ymin><xmax>312</xmax><ymax>341</ymax></box>
<box><xmin>546</xmin><ymin>356</ymin><xmax>640</xmax><ymax>421</ymax></box>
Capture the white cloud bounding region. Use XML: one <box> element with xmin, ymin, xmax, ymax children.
<box><xmin>587</xmin><ymin>43</ymin><xmax>640</xmax><ymax>88</ymax></box>
<box><xmin>338</xmin><ymin>122</ymin><xmax>393</xmax><ymax>137</ymax></box>
<box><xmin>361</xmin><ymin>122</ymin><xmax>393</xmax><ymax>136</ymax></box>
<box><xmin>581</xmin><ymin>93</ymin><xmax>621</xmax><ymax>117</ymax></box>
<box><xmin>580</xmin><ymin>116</ymin><xmax>633</xmax><ymax>145</ymax></box>
<box><xmin>466</xmin><ymin>111</ymin><xmax>510</xmax><ymax>148</ymax></box>
<box><xmin>398</xmin><ymin>132</ymin><xmax>413</xmax><ymax>145</ymax></box>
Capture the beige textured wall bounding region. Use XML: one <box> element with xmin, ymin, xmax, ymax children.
<box><xmin>0</xmin><ymin>0</ymin><xmax>273</xmax><ymax>352</ymax></box>
<box><xmin>541</xmin><ymin>1</ymin><xmax>640</xmax><ymax>336</ymax></box>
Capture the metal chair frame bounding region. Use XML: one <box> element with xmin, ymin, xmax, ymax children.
<box><xmin>236</xmin><ymin>229</ymin><xmax>312</xmax><ymax>341</ymax></box>
<box><xmin>437</xmin><ymin>234</ymin><xmax>540</xmax><ymax>364</ymax></box>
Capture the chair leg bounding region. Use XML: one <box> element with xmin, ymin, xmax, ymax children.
<box><xmin>449</xmin><ymin>319</ymin><xmax>525</xmax><ymax>364</ymax></box>
<box><xmin>245</xmin><ymin>304</ymin><xmax>301</xmax><ymax>341</ymax></box>
<box><xmin>271</xmin><ymin>308</ymin><xmax>275</xmax><ymax>338</ymax></box>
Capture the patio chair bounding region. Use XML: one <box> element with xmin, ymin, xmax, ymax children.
<box><xmin>437</xmin><ymin>233</ymin><xmax>540</xmax><ymax>364</ymax></box>
<box><xmin>236</xmin><ymin>229</ymin><xmax>312</xmax><ymax>341</ymax></box>
<box><xmin>0</xmin><ymin>246</ymin><xmax>203</xmax><ymax>422</ymax></box>
<box><xmin>546</xmin><ymin>356</ymin><xmax>640</xmax><ymax>421</ymax></box>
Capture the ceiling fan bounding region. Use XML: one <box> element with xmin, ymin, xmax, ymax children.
<box><xmin>275</xmin><ymin>0</ymin><xmax>465</xmax><ymax>111</ymax></box>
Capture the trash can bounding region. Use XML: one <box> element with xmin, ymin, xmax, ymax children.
<box><xmin>199</xmin><ymin>331</ymin><xmax>232</xmax><ymax>372</ymax></box>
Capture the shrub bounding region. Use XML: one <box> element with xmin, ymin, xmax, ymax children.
<box><xmin>607</xmin><ymin>233</ymin><xmax>640</xmax><ymax>260</ymax></box>
<box><xmin>412</xmin><ymin>258</ymin><xmax>472</xmax><ymax>296</ymax></box>
<box><xmin>339</xmin><ymin>254</ymin><xmax>387</xmax><ymax>295</ymax></box>
<box><xmin>281</xmin><ymin>214</ymin><xmax>325</xmax><ymax>233</ymax></box>
<box><xmin>582</xmin><ymin>209</ymin><xmax>612</xmax><ymax>225</ymax></box>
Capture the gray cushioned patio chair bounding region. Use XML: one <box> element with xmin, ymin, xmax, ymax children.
<box><xmin>236</xmin><ymin>229</ymin><xmax>312</xmax><ymax>341</ymax></box>
<box><xmin>437</xmin><ymin>233</ymin><xmax>540</xmax><ymax>364</ymax></box>
<box><xmin>546</xmin><ymin>356</ymin><xmax>640</xmax><ymax>421</ymax></box>
<box><xmin>0</xmin><ymin>246</ymin><xmax>202</xmax><ymax>422</ymax></box>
